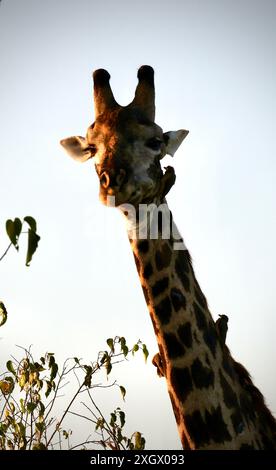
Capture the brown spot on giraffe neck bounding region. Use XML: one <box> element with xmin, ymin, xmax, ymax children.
<box><xmin>151</xmin><ymin>277</ymin><xmax>169</xmax><ymax>297</ymax></box>
<box><xmin>239</xmin><ymin>391</ymin><xmax>256</xmax><ymax>425</ymax></box>
<box><xmin>164</xmin><ymin>332</ymin><xmax>185</xmax><ymax>359</ymax></box>
<box><xmin>177</xmin><ymin>322</ymin><xmax>193</xmax><ymax>348</ymax></box>
<box><xmin>231</xmin><ymin>409</ymin><xmax>245</xmax><ymax>435</ymax></box>
<box><xmin>204</xmin><ymin>406</ymin><xmax>232</xmax><ymax>443</ymax></box>
<box><xmin>155</xmin><ymin>243</ymin><xmax>172</xmax><ymax>271</ymax></box>
<box><xmin>175</xmin><ymin>250</ymin><xmax>191</xmax><ymax>291</ymax></box>
<box><xmin>203</xmin><ymin>321</ymin><xmax>218</xmax><ymax>358</ymax></box>
<box><xmin>137</xmin><ymin>239</ymin><xmax>149</xmax><ymax>253</ymax></box>
<box><xmin>185</xmin><ymin>406</ymin><xmax>233</xmax><ymax>448</ymax></box>
<box><xmin>193</xmin><ymin>302</ymin><xmax>207</xmax><ymax>330</ymax></box>
<box><xmin>170</xmin><ymin>287</ymin><xmax>186</xmax><ymax>312</ymax></box>
<box><xmin>219</xmin><ymin>370</ymin><xmax>239</xmax><ymax>410</ymax></box>
<box><xmin>190</xmin><ymin>358</ymin><xmax>215</xmax><ymax>389</ymax></box>
<box><xmin>185</xmin><ymin>410</ymin><xmax>210</xmax><ymax>447</ymax></box>
<box><xmin>155</xmin><ymin>297</ymin><xmax>172</xmax><ymax>325</ymax></box>
<box><xmin>143</xmin><ymin>261</ymin><xmax>153</xmax><ymax>279</ymax></box>
<box><xmin>170</xmin><ymin>366</ymin><xmax>193</xmax><ymax>403</ymax></box>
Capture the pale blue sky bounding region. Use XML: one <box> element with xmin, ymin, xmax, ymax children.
<box><xmin>0</xmin><ymin>0</ymin><xmax>275</xmax><ymax>449</ymax></box>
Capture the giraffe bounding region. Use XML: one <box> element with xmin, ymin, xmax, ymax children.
<box><xmin>61</xmin><ymin>66</ymin><xmax>276</xmax><ymax>449</ymax></box>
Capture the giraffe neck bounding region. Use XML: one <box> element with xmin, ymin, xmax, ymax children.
<box><xmin>123</xmin><ymin>200</ymin><xmax>276</xmax><ymax>450</ymax></box>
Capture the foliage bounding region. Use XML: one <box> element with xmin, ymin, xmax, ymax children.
<box><xmin>1</xmin><ymin>217</ymin><xmax>147</xmax><ymax>450</ymax></box>
<box><xmin>1</xmin><ymin>216</ymin><xmax>40</xmax><ymax>325</ymax></box>
<box><xmin>0</xmin><ymin>337</ymin><xmax>148</xmax><ymax>450</ymax></box>
<box><xmin>1</xmin><ymin>216</ymin><xmax>40</xmax><ymax>266</ymax></box>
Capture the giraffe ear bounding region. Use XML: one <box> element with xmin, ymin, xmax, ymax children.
<box><xmin>60</xmin><ymin>136</ymin><xmax>93</xmax><ymax>162</ymax></box>
<box><xmin>163</xmin><ymin>130</ymin><xmax>189</xmax><ymax>157</ymax></box>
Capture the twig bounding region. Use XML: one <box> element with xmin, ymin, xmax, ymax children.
<box><xmin>69</xmin><ymin>440</ymin><xmax>99</xmax><ymax>450</ymax></box>
<box><xmin>44</xmin><ymin>363</ymin><xmax>67</xmax><ymax>421</ymax></box>
<box><xmin>45</xmin><ymin>380</ymin><xmax>85</xmax><ymax>447</ymax></box>
<box><xmin>0</xmin><ymin>242</ymin><xmax>12</xmax><ymax>262</ymax></box>
<box><xmin>67</xmin><ymin>410</ymin><xmax>96</xmax><ymax>424</ymax></box>
<box><xmin>85</xmin><ymin>390</ymin><xmax>122</xmax><ymax>448</ymax></box>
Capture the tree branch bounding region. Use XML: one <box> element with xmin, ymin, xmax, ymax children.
<box><xmin>0</xmin><ymin>242</ymin><xmax>13</xmax><ymax>262</ymax></box>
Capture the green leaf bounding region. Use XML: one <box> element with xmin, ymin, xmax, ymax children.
<box><xmin>27</xmin><ymin>402</ymin><xmax>37</xmax><ymax>413</ymax></box>
<box><xmin>119</xmin><ymin>410</ymin><xmax>125</xmax><ymax>428</ymax></box>
<box><xmin>99</xmin><ymin>351</ymin><xmax>108</xmax><ymax>365</ymax></box>
<box><xmin>106</xmin><ymin>338</ymin><xmax>114</xmax><ymax>353</ymax></box>
<box><xmin>14</xmin><ymin>217</ymin><xmax>22</xmax><ymax>235</ymax></box>
<box><xmin>50</xmin><ymin>362</ymin><xmax>58</xmax><ymax>381</ymax></box>
<box><xmin>29</xmin><ymin>362</ymin><xmax>36</xmax><ymax>372</ymax></box>
<box><xmin>132</xmin><ymin>343</ymin><xmax>139</xmax><ymax>355</ymax></box>
<box><xmin>74</xmin><ymin>357</ymin><xmax>80</xmax><ymax>364</ymax></box>
<box><xmin>122</xmin><ymin>345</ymin><xmax>129</xmax><ymax>357</ymax></box>
<box><xmin>0</xmin><ymin>376</ymin><xmax>14</xmax><ymax>395</ymax></box>
<box><xmin>95</xmin><ymin>417</ymin><xmax>104</xmax><ymax>431</ymax></box>
<box><xmin>142</xmin><ymin>344</ymin><xmax>149</xmax><ymax>362</ymax></box>
<box><xmin>37</xmin><ymin>379</ymin><xmax>43</xmax><ymax>390</ymax></box>
<box><xmin>0</xmin><ymin>301</ymin><xmax>8</xmax><ymax>327</ymax></box>
<box><xmin>18</xmin><ymin>373</ymin><xmax>27</xmax><ymax>389</ymax></box>
<box><xmin>110</xmin><ymin>412</ymin><xmax>116</xmax><ymax>426</ymax></box>
<box><xmin>134</xmin><ymin>431</ymin><xmax>145</xmax><ymax>450</ymax></box>
<box><xmin>19</xmin><ymin>436</ymin><xmax>27</xmax><ymax>450</ymax></box>
<box><xmin>6</xmin><ymin>360</ymin><xmax>16</xmax><ymax>376</ymax></box>
<box><xmin>6</xmin><ymin>218</ymin><xmax>22</xmax><ymax>249</ymax></box>
<box><xmin>18</xmin><ymin>422</ymin><xmax>26</xmax><ymax>437</ymax></box>
<box><xmin>9</xmin><ymin>402</ymin><xmax>15</xmax><ymax>413</ymax></box>
<box><xmin>48</xmin><ymin>355</ymin><xmax>55</xmax><ymax>367</ymax></box>
<box><xmin>117</xmin><ymin>427</ymin><xmax>123</xmax><ymax>443</ymax></box>
<box><xmin>119</xmin><ymin>385</ymin><xmax>126</xmax><ymax>401</ymax></box>
<box><xmin>84</xmin><ymin>365</ymin><xmax>92</xmax><ymax>387</ymax></box>
<box><xmin>32</xmin><ymin>442</ymin><xmax>47</xmax><ymax>450</ymax></box>
<box><xmin>20</xmin><ymin>398</ymin><xmax>26</xmax><ymax>413</ymax></box>
<box><xmin>39</xmin><ymin>402</ymin><xmax>45</xmax><ymax>416</ymax></box>
<box><xmin>26</xmin><ymin>229</ymin><xmax>40</xmax><ymax>266</ymax></box>
<box><xmin>45</xmin><ymin>381</ymin><xmax>52</xmax><ymax>398</ymax></box>
<box><xmin>35</xmin><ymin>422</ymin><xmax>45</xmax><ymax>438</ymax></box>
<box><xmin>120</xmin><ymin>337</ymin><xmax>126</xmax><ymax>348</ymax></box>
<box><xmin>24</xmin><ymin>216</ymin><xmax>37</xmax><ymax>232</ymax></box>
<box><xmin>105</xmin><ymin>359</ymin><xmax>112</xmax><ymax>376</ymax></box>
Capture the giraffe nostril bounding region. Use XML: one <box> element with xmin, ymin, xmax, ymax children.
<box><xmin>100</xmin><ymin>171</ymin><xmax>110</xmax><ymax>189</ymax></box>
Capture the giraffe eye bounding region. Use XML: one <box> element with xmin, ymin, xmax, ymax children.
<box><xmin>89</xmin><ymin>144</ymin><xmax>97</xmax><ymax>156</ymax></box>
<box><xmin>146</xmin><ymin>137</ymin><xmax>162</xmax><ymax>151</ymax></box>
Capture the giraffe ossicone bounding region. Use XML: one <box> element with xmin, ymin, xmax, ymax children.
<box><xmin>61</xmin><ymin>66</ymin><xmax>276</xmax><ymax>450</ymax></box>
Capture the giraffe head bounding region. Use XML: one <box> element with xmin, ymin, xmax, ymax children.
<box><xmin>61</xmin><ymin>66</ymin><xmax>188</xmax><ymax>206</ymax></box>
